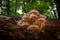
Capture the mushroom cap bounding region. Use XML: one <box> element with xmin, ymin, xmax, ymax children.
<box><xmin>22</xmin><ymin>14</ymin><xmax>29</xmax><ymax>21</ymax></box>
<box><xmin>27</xmin><ymin>25</ymin><xmax>40</xmax><ymax>35</ymax></box>
<box><xmin>22</xmin><ymin>22</ymin><xmax>29</xmax><ymax>27</ymax></box>
<box><xmin>35</xmin><ymin>18</ymin><xmax>46</xmax><ymax>31</ymax></box>
<box><xmin>29</xmin><ymin>13</ymin><xmax>38</xmax><ymax>22</ymax></box>
<box><xmin>37</xmin><ymin>18</ymin><xmax>46</xmax><ymax>22</ymax></box>
<box><xmin>17</xmin><ymin>20</ymin><xmax>23</xmax><ymax>26</ymax></box>
<box><xmin>27</xmin><ymin>25</ymin><xmax>39</xmax><ymax>33</ymax></box>
<box><xmin>17</xmin><ymin>20</ymin><xmax>29</xmax><ymax>27</ymax></box>
<box><xmin>39</xmin><ymin>14</ymin><xmax>46</xmax><ymax>19</ymax></box>
<box><xmin>27</xmin><ymin>25</ymin><xmax>39</xmax><ymax>30</ymax></box>
<box><xmin>35</xmin><ymin>18</ymin><xmax>46</xmax><ymax>26</ymax></box>
<box><xmin>28</xmin><ymin>9</ymin><xmax>40</xmax><ymax>16</ymax></box>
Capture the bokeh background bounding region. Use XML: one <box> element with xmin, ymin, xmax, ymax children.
<box><xmin>0</xmin><ymin>0</ymin><xmax>59</xmax><ymax>19</ymax></box>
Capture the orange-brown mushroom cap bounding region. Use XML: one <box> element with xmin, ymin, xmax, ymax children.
<box><xmin>28</xmin><ymin>9</ymin><xmax>40</xmax><ymax>16</ymax></box>
<box><xmin>27</xmin><ymin>25</ymin><xmax>39</xmax><ymax>35</ymax></box>
<box><xmin>17</xmin><ymin>20</ymin><xmax>23</xmax><ymax>26</ymax></box>
<box><xmin>29</xmin><ymin>13</ymin><xmax>38</xmax><ymax>22</ymax></box>
<box><xmin>22</xmin><ymin>14</ymin><xmax>29</xmax><ymax>22</ymax></box>
<box><xmin>22</xmin><ymin>22</ymin><xmax>29</xmax><ymax>27</ymax></box>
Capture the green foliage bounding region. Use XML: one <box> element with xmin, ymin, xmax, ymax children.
<box><xmin>19</xmin><ymin>0</ymin><xmax>57</xmax><ymax>19</ymax></box>
<box><xmin>1</xmin><ymin>0</ymin><xmax>58</xmax><ymax>19</ymax></box>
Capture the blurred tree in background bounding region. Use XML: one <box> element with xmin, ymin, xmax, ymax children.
<box><xmin>1</xmin><ymin>0</ymin><xmax>21</xmax><ymax>16</ymax></box>
<box><xmin>0</xmin><ymin>0</ymin><xmax>58</xmax><ymax>19</ymax></box>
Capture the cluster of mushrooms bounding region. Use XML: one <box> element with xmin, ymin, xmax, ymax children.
<box><xmin>17</xmin><ymin>10</ymin><xmax>46</xmax><ymax>36</ymax></box>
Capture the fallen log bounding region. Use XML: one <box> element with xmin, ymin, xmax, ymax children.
<box><xmin>0</xmin><ymin>15</ymin><xmax>60</xmax><ymax>40</ymax></box>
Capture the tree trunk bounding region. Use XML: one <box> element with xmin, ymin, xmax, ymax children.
<box><xmin>54</xmin><ymin>0</ymin><xmax>60</xmax><ymax>19</ymax></box>
<box><xmin>7</xmin><ymin>0</ymin><xmax>10</xmax><ymax>15</ymax></box>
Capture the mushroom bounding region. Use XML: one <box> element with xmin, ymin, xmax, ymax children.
<box><xmin>17</xmin><ymin>9</ymin><xmax>46</xmax><ymax>36</ymax></box>
<box><xmin>28</xmin><ymin>9</ymin><xmax>40</xmax><ymax>16</ymax></box>
<box><xmin>22</xmin><ymin>14</ymin><xmax>29</xmax><ymax>22</ymax></box>
<box><xmin>35</xmin><ymin>18</ymin><xmax>46</xmax><ymax>31</ymax></box>
<box><xmin>27</xmin><ymin>10</ymin><xmax>40</xmax><ymax>22</ymax></box>
<box><xmin>22</xmin><ymin>14</ymin><xmax>30</xmax><ymax>28</ymax></box>
<box><xmin>22</xmin><ymin>22</ymin><xmax>29</xmax><ymax>27</ymax></box>
<box><xmin>27</xmin><ymin>25</ymin><xmax>40</xmax><ymax>35</ymax></box>
<box><xmin>17</xmin><ymin>20</ymin><xmax>29</xmax><ymax>27</ymax></box>
<box><xmin>17</xmin><ymin>20</ymin><xmax>23</xmax><ymax>26</ymax></box>
<box><xmin>29</xmin><ymin>13</ymin><xmax>38</xmax><ymax>22</ymax></box>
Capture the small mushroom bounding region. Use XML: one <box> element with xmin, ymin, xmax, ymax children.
<box><xmin>28</xmin><ymin>9</ymin><xmax>40</xmax><ymax>16</ymax></box>
<box><xmin>27</xmin><ymin>25</ymin><xmax>39</xmax><ymax>35</ymax></box>
<box><xmin>29</xmin><ymin>13</ymin><xmax>38</xmax><ymax>22</ymax></box>
<box><xmin>35</xmin><ymin>18</ymin><xmax>46</xmax><ymax>31</ymax></box>
<box><xmin>17</xmin><ymin>20</ymin><xmax>23</xmax><ymax>26</ymax></box>
<box><xmin>22</xmin><ymin>21</ymin><xmax>29</xmax><ymax>27</ymax></box>
<box><xmin>28</xmin><ymin>10</ymin><xmax>40</xmax><ymax>22</ymax></box>
<box><xmin>22</xmin><ymin>14</ymin><xmax>29</xmax><ymax>22</ymax></box>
